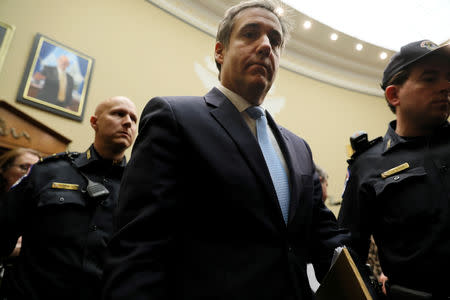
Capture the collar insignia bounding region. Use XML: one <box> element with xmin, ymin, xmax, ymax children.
<box><xmin>386</xmin><ymin>139</ymin><xmax>391</xmax><ymax>150</ymax></box>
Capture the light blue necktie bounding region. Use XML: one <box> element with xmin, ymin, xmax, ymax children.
<box><xmin>246</xmin><ymin>106</ymin><xmax>290</xmax><ymax>224</ymax></box>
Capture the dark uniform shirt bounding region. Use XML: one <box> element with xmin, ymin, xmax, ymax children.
<box><xmin>0</xmin><ymin>145</ymin><xmax>126</xmax><ymax>300</ymax></box>
<box><xmin>338</xmin><ymin>121</ymin><xmax>450</xmax><ymax>295</ymax></box>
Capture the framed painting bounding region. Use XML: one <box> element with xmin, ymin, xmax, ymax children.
<box><xmin>0</xmin><ymin>21</ymin><xmax>16</xmax><ymax>74</ymax></box>
<box><xmin>17</xmin><ymin>34</ymin><xmax>94</xmax><ymax>122</ymax></box>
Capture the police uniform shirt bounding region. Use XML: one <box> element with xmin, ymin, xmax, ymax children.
<box><xmin>0</xmin><ymin>144</ymin><xmax>126</xmax><ymax>300</ymax></box>
<box><xmin>338</xmin><ymin>120</ymin><xmax>450</xmax><ymax>295</ymax></box>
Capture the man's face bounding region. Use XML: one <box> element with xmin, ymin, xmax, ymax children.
<box><xmin>58</xmin><ymin>56</ymin><xmax>70</xmax><ymax>70</ymax></box>
<box><xmin>215</xmin><ymin>7</ymin><xmax>283</xmax><ymax>105</ymax></box>
<box><xmin>93</xmin><ymin>97</ymin><xmax>138</xmax><ymax>152</ymax></box>
<box><xmin>396</xmin><ymin>55</ymin><xmax>450</xmax><ymax>131</ymax></box>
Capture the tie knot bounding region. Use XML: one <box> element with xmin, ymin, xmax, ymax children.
<box><xmin>246</xmin><ymin>106</ymin><xmax>265</xmax><ymax>120</ymax></box>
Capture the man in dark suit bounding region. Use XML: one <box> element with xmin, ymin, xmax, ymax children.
<box><xmin>33</xmin><ymin>55</ymin><xmax>74</xmax><ymax>108</ymax></box>
<box><xmin>102</xmin><ymin>1</ymin><xmax>349</xmax><ymax>299</ymax></box>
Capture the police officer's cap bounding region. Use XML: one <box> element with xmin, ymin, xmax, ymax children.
<box><xmin>381</xmin><ymin>40</ymin><xmax>450</xmax><ymax>90</ymax></box>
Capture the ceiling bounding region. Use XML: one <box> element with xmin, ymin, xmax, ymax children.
<box><xmin>282</xmin><ymin>0</ymin><xmax>450</xmax><ymax>51</ymax></box>
<box><xmin>145</xmin><ymin>0</ymin><xmax>449</xmax><ymax>97</ymax></box>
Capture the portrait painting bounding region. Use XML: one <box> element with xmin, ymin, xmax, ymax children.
<box><xmin>17</xmin><ymin>34</ymin><xmax>94</xmax><ymax>122</ymax></box>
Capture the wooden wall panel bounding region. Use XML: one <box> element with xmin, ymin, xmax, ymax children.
<box><xmin>0</xmin><ymin>100</ymin><xmax>71</xmax><ymax>156</ymax></box>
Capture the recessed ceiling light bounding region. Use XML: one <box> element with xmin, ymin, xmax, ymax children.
<box><xmin>281</xmin><ymin>0</ymin><xmax>450</xmax><ymax>51</ymax></box>
<box><xmin>330</xmin><ymin>33</ymin><xmax>338</xmax><ymax>41</ymax></box>
<box><xmin>380</xmin><ymin>52</ymin><xmax>388</xmax><ymax>60</ymax></box>
<box><xmin>275</xmin><ymin>7</ymin><xmax>284</xmax><ymax>16</ymax></box>
<box><xmin>356</xmin><ymin>43</ymin><xmax>363</xmax><ymax>51</ymax></box>
<box><xmin>303</xmin><ymin>21</ymin><xmax>312</xmax><ymax>29</ymax></box>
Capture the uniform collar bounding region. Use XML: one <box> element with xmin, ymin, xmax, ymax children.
<box><xmin>382</xmin><ymin>120</ymin><xmax>450</xmax><ymax>154</ymax></box>
<box><xmin>72</xmin><ymin>144</ymin><xmax>127</xmax><ymax>168</ymax></box>
<box><xmin>382</xmin><ymin>121</ymin><xmax>404</xmax><ymax>154</ymax></box>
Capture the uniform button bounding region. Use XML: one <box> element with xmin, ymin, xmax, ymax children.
<box><xmin>288</xmin><ymin>246</ymin><xmax>293</xmax><ymax>252</ymax></box>
<box><xmin>91</xmin><ymin>225</ymin><xmax>97</xmax><ymax>231</ymax></box>
<box><xmin>59</xmin><ymin>197</ymin><xmax>65</xmax><ymax>203</ymax></box>
<box><xmin>393</xmin><ymin>175</ymin><xmax>400</xmax><ymax>181</ymax></box>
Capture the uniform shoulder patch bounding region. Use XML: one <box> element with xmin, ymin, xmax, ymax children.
<box><xmin>38</xmin><ymin>151</ymin><xmax>80</xmax><ymax>164</ymax></box>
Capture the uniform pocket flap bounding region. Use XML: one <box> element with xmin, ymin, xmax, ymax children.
<box><xmin>37</xmin><ymin>188</ymin><xmax>86</xmax><ymax>207</ymax></box>
<box><xmin>374</xmin><ymin>166</ymin><xmax>426</xmax><ymax>196</ymax></box>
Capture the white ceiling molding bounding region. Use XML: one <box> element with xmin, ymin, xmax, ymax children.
<box><xmin>147</xmin><ymin>0</ymin><xmax>396</xmax><ymax>97</ymax></box>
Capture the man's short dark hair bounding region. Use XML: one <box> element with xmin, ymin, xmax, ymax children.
<box><xmin>382</xmin><ymin>68</ymin><xmax>411</xmax><ymax>114</ymax></box>
<box><xmin>215</xmin><ymin>0</ymin><xmax>293</xmax><ymax>74</ymax></box>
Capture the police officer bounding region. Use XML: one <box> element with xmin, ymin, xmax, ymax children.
<box><xmin>0</xmin><ymin>96</ymin><xmax>137</xmax><ymax>300</ymax></box>
<box><xmin>338</xmin><ymin>40</ymin><xmax>450</xmax><ymax>299</ymax></box>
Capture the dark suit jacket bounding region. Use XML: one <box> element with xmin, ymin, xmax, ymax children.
<box><xmin>103</xmin><ymin>88</ymin><xmax>349</xmax><ymax>300</ymax></box>
<box><xmin>37</xmin><ymin>65</ymin><xmax>74</xmax><ymax>107</ymax></box>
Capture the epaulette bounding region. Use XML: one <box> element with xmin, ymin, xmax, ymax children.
<box><xmin>38</xmin><ymin>151</ymin><xmax>81</xmax><ymax>164</ymax></box>
<box><xmin>347</xmin><ymin>134</ymin><xmax>382</xmax><ymax>164</ymax></box>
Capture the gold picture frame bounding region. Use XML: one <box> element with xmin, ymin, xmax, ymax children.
<box><xmin>0</xmin><ymin>21</ymin><xmax>16</xmax><ymax>74</ymax></box>
<box><xmin>17</xmin><ymin>34</ymin><xmax>94</xmax><ymax>122</ymax></box>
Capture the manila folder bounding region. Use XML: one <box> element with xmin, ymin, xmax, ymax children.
<box><xmin>315</xmin><ymin>247</ymin><xmax>373</xmax><ymax>300</ymax></box>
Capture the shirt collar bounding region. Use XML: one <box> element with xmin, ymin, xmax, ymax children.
<box><xmin>216</xmin><ymin>84</ymin><xmax>253</xmax><ymax>113</ymax></box>
<box><xmin>57</xmin><ymin>66</ymin><xmax>66</xmax><ymax>74</ymax></box>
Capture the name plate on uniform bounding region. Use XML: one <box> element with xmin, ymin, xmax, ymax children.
<box><xmin>51</xmin><ymin>182</ymin><xmax>79</xmax><ymax>190</ymax></box>
<box><xmin>381</xmin><ymin>163</ymin><xmax>410</xmax><ymax>179</ymax></box>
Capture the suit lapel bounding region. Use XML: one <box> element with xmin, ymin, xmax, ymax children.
<box><xmin>205</xmin><ymin>89</ymin><xmax>282</xmax><ymax>221</ymax></box>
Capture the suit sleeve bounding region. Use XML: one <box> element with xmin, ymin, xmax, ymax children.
<box><xmin>40</xmin><ymin>66</ymin><xmax>53</xmax><ymax>79</ymax></box>
<box><xmin>309</xmin><ymin>170</ymin><xmax>351</xmax><ymax>281</ymax></box>
<box><xmin>40</xmin><ymin>65</ymin><xmax>51</xmax><ymax>77</ymax></box>
<box><xmin>287</xmin><ymin>139</ymin><xmax>350</xmax><ymax>282</ymax></box>
<box><xmin>102</xmin><ymin>97</ymin><xmax>183</xmax><ymax>300</ymax></box>
<box><xmin>337</xmin><ymin>166</ymin><xmax>374</xmax><ymax>264</ymax></box>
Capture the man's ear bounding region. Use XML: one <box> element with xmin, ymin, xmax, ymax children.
<box><xmin>385</xmin><ymin>85</ymin><xmax>401</xmax><ymax>108</ymax></box>
<box><xmin>215</xmin><ymin>42</ymin><xmax>225</xmax><ymax>65</ymax></box>
<box><xmin>90</xmin><ymin>115</ymin><xmax>98</xmax><ymax>131</ymax></box>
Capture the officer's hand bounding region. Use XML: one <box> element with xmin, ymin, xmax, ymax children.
<box><xmin>378</xmin><ymin>272</ymin><xmax>388</xmax><ymax>295</ymax></box>
<box><xmin>10</xmin><ymin>236</ymin><xmax>22</xmax><ymax>257</ymax></box>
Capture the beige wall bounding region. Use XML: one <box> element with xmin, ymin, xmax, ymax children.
<box><xmin>0</xmin><ymin>0</ymin><xmax>394</xmax><ymax>212</ymax></box>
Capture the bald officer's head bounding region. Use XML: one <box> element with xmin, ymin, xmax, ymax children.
<box><xmin>90</xmin><ymin>96</ymin><xmax>138</xmax><ymax>160</ymax></box>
